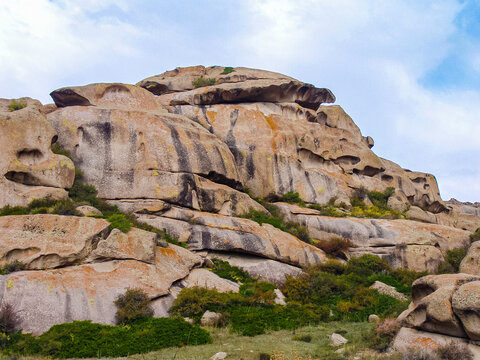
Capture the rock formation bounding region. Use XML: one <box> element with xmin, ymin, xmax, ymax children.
<box><xmin>0</xmin><ymin>65</ymin><xmax>479</xmax><ymax>335</ymax></box>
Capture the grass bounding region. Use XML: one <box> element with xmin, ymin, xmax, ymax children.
<box><xmin>471</xmin><ymin>227</ymin><xmax>480</xmax><ymax>243</ymax></box>
<box><xmin>192</xmin><ymin>77</ymin><xmax>216</xmax><ymax>88</ymax></box>
<box><xmin>8</xmin><ymin>100</ymin><xmax>26</xmax><ymax>112</ymax></box>
<box><xmin>108</xmin><ymin>322</ymin><xmax>399</xmax><ymax>360</ymax></box>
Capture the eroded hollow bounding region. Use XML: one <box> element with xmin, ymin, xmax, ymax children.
<box><xmin>17</xmin><ymin>149</ymin><xmax>43</xmax><ymax>166</ymax></box>
<box><xmin>5</xmin><ymin>171</ymin><xmax>42</xmax><ymax>186</ymax></box>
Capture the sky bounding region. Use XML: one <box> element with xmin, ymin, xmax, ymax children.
<box><xmin>0</xmin><ymin>0</ymin><xmax>479</xmax><ymax>202</ymax></box>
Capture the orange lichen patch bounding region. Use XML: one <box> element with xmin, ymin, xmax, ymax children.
<box><xmin>412</xmin><ymin>336</ymin><xmax>439</xmax><ymax>350</ymax></box>
<box><xmin>206</xmin><ymin>110</ymin><xmax>217</xmax><ymax>125</ymax></box>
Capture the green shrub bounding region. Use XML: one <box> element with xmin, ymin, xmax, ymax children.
<box><xmin>367</xmin><ymin>187</ymin><xmax>395</xmax><ymax>210</ymax></box>
<box><xmin>239</xmin><ymin>282</ymin><xmax>276</xmax><ymax>304</ymax></box>
<box><xmin>107</xmin><ymin>213</ymin><xmax>132</xmax><ymax>233</ymax></box>
<box><xmin>50</xmin><ymin>144</ymin><xmax>70</xmax><ymax>157</ymax></box>
<box><xmin>221</xmin><ymin>67</ymin><xmax>234</xmax><ymax>75</ymax></box>
<box><xmin>0</xmin><ymin>205</ymin><xmax>28</xmax><ymax>216</ymax></box>
<box><xmin>5</xmin><ymin>318</ymin><xmax>211</xmax><ymax>358</ymax></box>
<box><xmin>364</xmin><ymin>318</ymin><xmax>401</xmax><ymax>352</ymax></box>
<box><xmin>316</xmin><ymin>260</ymin><xmax>346</xmax><ymax>275</ymax></box>
<box><xmin>51</xmin><ymin>199</ymin><xmax>81</xmax><ymax>216</ymax></box>
<box><xmin>345</xmin><ymin>254</ymin><xmax>391</xmax><ymax>277</ymax></box>
<box><xmin>240</xmin><ymin>208</ymin><xmax>310</xmax><ymax>243</ymax></box>
<box><xmin>471</xmin><ymin>228</ymin><xmax>480</xmax><ymax>243</ymax></box>
<box><xmin>210</xmin><ymin>259</ymin><xmax>253</xmax><ymax>283</ymax></box>
<box><xmin>0</xmin><ymin>261</ymin><xmax>26</xmax><ymax>275</ymax></box>
<box><xmin>281</xmin><ymin>192</ymin><xmax>305</xmax><ymax>206</ymax></box>
<box><xmin>192</xmin><ymin>77</ymin><xmax>216</xmax><ymax>88</ymax></box>
<box><xmin>315</xmin><ymin>237</ymin><xmax>352</xmax><ymax>258</ymax></box>
<box><xmin>308</xmin><ymin>203</ymin><xmax>347</xmax><ymax>217</ymax></box>
<box><xmin>8</xmin><ymin>100</ymin><xmax>27</xmax><ymax>112</ymax></box>
<box><xmin>114</xmin><ymin>288</ymin><xmax>153</xmax><ymax>325</ymax></box>
<box><xmin>438</xmin><ymin>248</ymin><xmax>467</xmax><ymax>274</ymax></box>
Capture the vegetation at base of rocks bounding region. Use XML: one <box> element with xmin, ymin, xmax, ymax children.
<box><xmin>192</xmin><ymin>77</ymin><xmax>216</xmax><ymax>88</ymax></box>
<box><xmin>437</xmin><ymin>248</ymin><xmax>467</xmax><ymax>274</ymax></box>
<box><xmin>7</xmin><ymin>100</ymin><xmax>26</xmax><ymax>112</ymax></box>
<box><xmin>282</xmin><ymin>255</ymin><xmax>422</xmax><ymax>322</ymax></box>
<box><xmin>0</xmin><ymin>303</ymin><xmax>20</xmax><ymax>335</ymax></box>
<box><xmin>107</xmin><ymin>213</ymin><xmax>132</xmax><ymax>233</ymax></box>
<box><xmin>241</xmin><ymin>202</ymin><xmax>310</xmax><ymax>243</ymax></box>
<box><xmin>399</xmin><ymin>341</ymin><xmax>474</xmax><ymax>360</ymax></box>
<box><xmin>0</xmin><ymin>198</ymin><xmax>81</xmax><ymax>217</ymax></box>
<box><xmin>307</xmin><ymin>187</ymin><xmax>403</xmax><ymax>220</ymax></box>
<box><xmin>314</xmin><ymin>237</ymin><xmax>353</xmax><ymax>258</ymax></box>
<box><xmin>209</xmin><ymin>258</ymin><xmax>254</xmax><ymax>283</ymax></box>
<box><xmin>471</xmin><ymin>227</ymin><xmax>480</xmax><ymax>243</ymax></box>
<box><xmin>0</xmin><ymin>261</ymin><xmax>26</xmax><ymax>275</ymax></box>
<box><xmin>3</xmin><ymin>318</ymin><xmax>211</xmax><ymax>358</ymax></box>
<box><xmin>364</xmin><ymin>318</ymin><xmax>401</xmax><ymax>352</ymax></box>
<box><xmin>171</xmin><ymin>255</ymin><xmax>421</xmax><ymax>337</ymax></box>
<box><xmin>221</xmin><ymin>67</ymin><xmax>235</xmax><ymax>75</ymax></box>
<box><xmin>114</xmin><ymin>288</ymin><xmax>154</xmax><ymax>325</ymax></box>
<box><xmin>281</xmin><ymin>192</ymin><xmax>305</xmax><ymax>207</ymax></box>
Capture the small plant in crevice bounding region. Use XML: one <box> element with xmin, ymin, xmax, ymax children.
<box><xmin>471</xmin><ymin>228</ymin><xmax>480</xmax><ymax>243</ymax></box>
<box><xmin>209</xmin><ymin>258</ymin><xmax>254</xmax><ymax>284</ymax></box>
<box><xmin>114</xmin><ymin>288</ymin><xmax>153</xmax><ymax>325</ymax></box>
<box><xmin>221</xmin><ymin>67</ymin><xmax>234</xmax><ymax>75</ymax></box>
<box><xmin>0</xmin><ymin>261</ymin><xmax>26</xmax><ymax>275</ymax></box>
<box><xmin>438</xmin><ymin>248</ymin><xmax>467</xmax><ymax>274</ymax></box>
<box><xmin>192</xmin><ymin>77</ymin><xmax>216</xmax><ymax>88</ymax></box>
<box><xmin>8</xmin><ymin>100</ymin><xmax>26</xmax><ymax>112</ymax></box>
<box><xmin>50</xmin><ymin>143</ymin><xmax>71</xmax><ymax>158</ymax></box>
<box><xmin>281</xmin><ymin>191</ymin><xmax>305</xmax><ymax>207</ymax></box>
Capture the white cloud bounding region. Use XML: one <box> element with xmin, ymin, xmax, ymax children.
<box><xmin>235</xmin><ymin>0</ymin><xmax>480</xmax><ymax>201</ymax></box>
<box><xmin>0</xmin><ymin>0</ymin><xmax>143</xmax><ymax>103</ymax></box>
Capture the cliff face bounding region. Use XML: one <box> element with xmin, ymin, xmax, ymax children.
<box><xmin>0</xmin><ymin>66</ymin><xmax>479</xmax><ymax>334</ymax></box>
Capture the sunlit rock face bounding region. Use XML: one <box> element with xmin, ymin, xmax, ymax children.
<box><xmin>138</xmin><ymin>65</ymin><xmax>446</xmax><ymax>213</ymax></box>
<box><xmin>0</xmin><ymin>98</ymin><xmax>75</xmax><ymax>207</ymax></box>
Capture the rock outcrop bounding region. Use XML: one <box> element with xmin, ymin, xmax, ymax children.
<box><xmin>0</xmin><ymin>98</ymin><xmax>75</xmax><ymax>208</ymax></box>
<box><xmin>395</xmin><ymin>273</ymin><xmax>480</xmax><ymax>353</ymax></box>
<box><xmin>1</xmin><ymin>65</ymin><xmax>479</xmax><ymax>336</ymax></box>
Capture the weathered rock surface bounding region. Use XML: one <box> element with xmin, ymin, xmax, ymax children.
<box><xmin>0</xmin><ymin>242</ymin><xmax>202</xmax><ymax>334</ymax></box>
<box><xmin>330</xmin><ymin>333</ymin><xmax>348</xmax><ymax>347</ymax></box>
<box><xmin>392</xmin><ymin>327</ymin><xmax>480</xmax><ymax>359</ymax></box>
<box><xmin>183</xmin><ymin>268</ymin><xmax>240</xmax><ymax>293</ymax></box>
<box><xmin>370</xmin><ymin>281</ymin><xmax>408</xmax><ymax>301</ymax></box>
<box><xmin>276</xmin><ymin>202</ymin><xmax>470</xmax><ymax>272</ymax></box>
<box><xmin>206</xmin><ymin>251</ymin><xmax>303</xmax><ymax>286</ymax></box>
<box><xmin>0</xmin><ymin>98</ymin><xmax>75</xmax><ymax>208</ymax></box>
<box><xmin>200</xmin><ymin>310</ymin><xmax>223</xmax><ymax>326</ymax></box>
<box><xmin>0</xmin><ymin>215</ymin><xmax>110</xmax><ymax>269</ymax></box>
<box><xmin>47</xmin><ymin>95</ymin><xmax>263</xmax><ymax>216</ymax></box>
<box><xmin>136</xmin><ymin>206</ymin><xmax>327</xmax><ymax>267</ymax></box>
<box><xmin>87</xmin><ymin>228</ymin><xmax>157</xmax><ymax>264</ymax></box>
<box><xmin>138</xmin><ymin>66</ymin><xmax>335</xmax><ymax>109</ymax></box>
<box><xmin>460</xmin><ymin>241</ymin><xmax>480</xmax><ymax>275</ymax></box>
<box><xmin>398</xmin><ymin>274</ymin><xmax>480</xmax><ymax>342</ymax></box>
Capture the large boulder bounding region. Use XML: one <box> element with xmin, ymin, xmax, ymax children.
<box><xmin>0</xmin><ymin>98</ymin><xmax>75</xmax><ymax>208</ymax></box>
<box><xmin>47</xmin><ymin>87</ymin><xmax>263</xmax><ymax>216</ymax></box>
<box><xmin>137</xmin><ymin>66</ymin><xmax>335</xmax><ymax>109</ymax></box>
<box><xmin>276</xmin><ymin>202</ymin><xmax>470</xmax><ymax>272</ymax></box>
<box><xmin>392</xmin><ymin>327</ymin><xmax>480</xmax><ymax>358</ymax></box>
<box><xmin>183</xmin><ymin>268</ymin><xmax>240</xmax><ymax>293</ymax></box>
<box><xmin>0</xmin><ymin>215</ymin><xmax>110</xmax><ymax>269</ymax></box>
<box><xmin>451</xmin><ymin>280</ymin><xmax>480</xmax><ymax>340</ymax></box>
<box><xmin>206</xmin><ymin>251</ymin><xmax>303</xmax><ymax>286</ymax></box>
<box><xmin>0</xmin><ymin>243</ymin><xmax>201</xmax><ymax>334</ymax></box>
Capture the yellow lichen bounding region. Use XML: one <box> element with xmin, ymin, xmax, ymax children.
<box><xmin>6</xmin><ymin>279</ymin><xmax>14</xmax><ymax>289</ymax></box>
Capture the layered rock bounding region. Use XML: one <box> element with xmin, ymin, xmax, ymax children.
<box><xmin>276</xmin><ymin>202</ymin><xmax>470</xmax><ymax>272</ymax></box>
<box><xmin>0</xmin><ymin>98</ymin><xmax>75</xmax><ymax>207</ymax></box>
<box><xmin>134</xmin><ymin>205</ymin><xmax>327</xmax><ymax>268</ymax></box>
